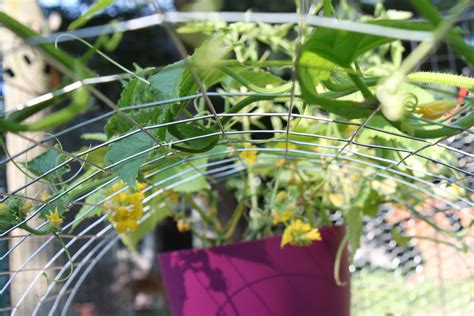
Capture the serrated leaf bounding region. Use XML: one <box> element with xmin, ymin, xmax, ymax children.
<box><xmin>121</xmin><ymin>206</ymin><xmax>172</xmax><ymax>250</ymax></box>
<box><xmin>105</xmin><ymin>132</ymin><xmax>155</xmax><ymax>188</ymax></box>
<box><xmin>0</xmin><ymin>204</ymin><xmax>19</xmax><ymax>231</ymax></box>
<box><xmin>22</xmin><ymin>148</ymin><xmax>68</xmax><ymax>182</ymax></box>
<box><xmin>105</xmin><ymin>107</ymin><xmax>168</xmax><ymax>139</ymax></box>
<box><xmin>150</xmin><ymin>61</ymin><xmax>188</xmax><ymax>101</ymax></box>
<box><xmin>105</xmin><ymin>74</ymin><xmax>169</xmax><ymax>139</ymax></box>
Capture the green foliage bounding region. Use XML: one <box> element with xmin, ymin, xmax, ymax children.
<box><xmin>168</xmin><ymin>123</ymin><xmax>220</xmax><ymax>153</ymax></box>
<box><xmin>149</xmin><ymin>156</ymin><xmax>210</xmax><ymax>193</ymax></box>
<box><xmin>0</xmin><ymin>198</ymin><xmax>25</xmax><ymax>231</ymax></box>
<box><xmin>69</xmin><ymin>0</ymin><xmax>115</xmax><ymax>30</ymax></box>
<box><xmin>299</xmin><ymin>22</ymin><xmax>395</xmax><ymax>68</ymax></box>
<box><xmin>150</xmin><ymin>61</ymin><xmax>191</xmax><ymax>102</ymax></box>
<box><xmin>22</xmin><ymin>147</ymin><xmax>68</xmax><ymax>183</ymax></box>
<box><xmin>105</xmin><ymin>70</ymin><xmax>167</xmax><ymax>139</ymax></box>
<box><xmin>105</xmin><ymin>132</ymin><xmax>155</xmax><ymax>188</ymax></box>
<box><xmin>5</xmin><ymin>0</ymin><xmax>471</xmax><ymax>264</ymax></box>
<box><xmin>352</xmin><ymin>270</ymin><xmax>474</xmax><ymax>315</ymax></box>
<box><xmin>71</xmin><ymin>188</ymin><xmax>108</xmax><ymax>231</ymax></box>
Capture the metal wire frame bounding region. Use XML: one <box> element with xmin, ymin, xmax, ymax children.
<box><xmin>0</xmin><ymin>109</ymin><xmax>471</xmax><ymax>238</ymax></box>
<box><xmin>2</xmin><ymin>134</ymin><xmax>472</xmax><ymax>277</ymax></box>
<box><xmin>1</xmin><ymin>96</ymin><xmax>471</xmax><ymax>198</ymax></box>
<box><xmin>0</xmin><ymin>10</ymin><xmax>440</xmax><ymax>60</ymax></box>
<box><xmin>4</xmin><ymin>147</ymin><xmax>471</xmax><ymax>314</ymax></box>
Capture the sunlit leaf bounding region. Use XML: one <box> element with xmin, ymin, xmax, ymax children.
<box><xmin>105</xmin><ymin>132</ymin><xmax>155</xmax><ymax>188</ymax></box>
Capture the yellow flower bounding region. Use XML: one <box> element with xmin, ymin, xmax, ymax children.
<box><xmin>47</xmin><ymin>208</ymin><xmax>62</xmax><ymax>228</ymax></box>
<box><xmin>281</xmin><ymin>219</ymin><xmax>322</xmax><ymax>248</ymax></box>
<box><xmin>104</xmin><ymin>181</ymin><xmax>146</xmax><ymax>233</ymax></box>
<box><xmin>276</xmin><ymin>142</ymin><xmax>296</xmax><ymax>150</ymax></box>
<box><xmin>275</xmin><ymin>191</ymin><xmax>288</xmax><ymax>202</ymax></box>
<box><xmin>40</xmin><ymin>191</ymin><xmax>51</xmax><ymax>202</ymax></box>
<box><xmin>136</xmin><ymin>182</ymin><xmax>147</xmax><ymax>191</ymax></box>
<box><xmin>239</xmin><ymin>144</ymin><xmax>257</xmax><ymax>166</ymax></box>
<box><xmin>272</xmin><ymin>210</ymin><xmax>293</xmax><ymax>225</ymax></box>
<box><xmin>21</xmin><ymin>200</ymin><xmax>33</xmax><ymax>216</ymax></box>
<box><xmin>328</xmin><ymin>193</ymin><xmax>343</xmax><ymax>208</ymax></box>
<box><xmin>115</xmin><ymin>220</ymin><xmax>138</xmax><ymax>233</ymax></box>
<box><xmin>276</xmin><ymin>158</ymin><xmax>286</xmax><ymax>167</ymax></box>
<box><xmin>176</xmin><ymin>219</ymin><xmax>191</xmax><ymax>232</ymax></box>
<box><xmin>415</xmin><ymin>100</ymin><xmax>456</xmax><ymax>120</ymax></box>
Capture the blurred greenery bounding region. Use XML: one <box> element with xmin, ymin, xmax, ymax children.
<box><xmin>352</xmin><ymin>270</ymin><xmax>474</xmax><ymax>315</ymax></box>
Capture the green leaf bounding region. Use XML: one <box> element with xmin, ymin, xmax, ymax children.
<box><xmin>150</xmin><ymin>61</ymin><xmax>189</xmax><ymax>101</ymax></box>
<box><xmin>105</xmin><ymin>132</ymin><xmax>155</xmax><ymax>188</ymax></box>
<box><xmin>308</xmin><ymin>96</ymin><xmax>376</xmax><ymax>119</ymax></box>
<box><xmin>150</xmin><ymin>156</ymin><xmax>210</xmax><ymax>193</ymax></box>
<box><xmin>169</xmin><ymin>122</ymin><xmax>220</xmax><ymax>153</ymax></box>
<box><xmin>354</xmin><ymin>185</ymin><xmax>381</xmax><ymax>217</ymax></box>
<box><xmin>298</xmin><ymin>52</ymin><xmax>334</xmax><ymax>95</ymax></box>
<box><xmin>346</xmin><ymin>183</ymin><xmax>381</xmax><ymax>256</ymax></box>
<box><xmin>71</xmin><ymin>189</ymin><xmax>106</xmax><ymax>231</ymax></box>
<box><xmin>22</xmin><ymin>148</ymin><xmax>68</xmax><ymax>182</ymax></box>
<box><xmin>346</xmin><ymin>206</ymin><xmax>363</xmax><ymax>258</ymax></box>
<box><xmin>297</xmin><ymin>52</ymin><xmax>377</xmax><ymax>118</ymax></box>
<box><xmin>105</xmin><ymin>107</ymin><xmax>168</xmax><ymax>140</ymax></box>
<box><xmin>81</xmin><ymin>146</ymin><xmax>107</xmax><ymax>168</ymax></box>
<box><xmin>69</xmin><ymin>0</ymin><xmax>115</xmax><ymax>30</ymax></box>
<box><xmin>105</xmin><ymin>74</ymin><xmax>169</xmax><ymax>139</ymax></box>
<box><xmin>0</xmin><ymin>202</ymin><xmax>20</xmax><ymax>231</ymax></box>
<box><xmin>221</xmin><ymin>65</ymin><xmax>288</xmax><ymax>93</ymax></box>
<box><xmin>222</xmin><ymin>66</ymin><xmax>284</xmax><ymax>90</ymax></box>
<box><xmin>121</xmin><ymin>206</ymin><xmax>172</xmax><ymax>250</ymax></box>
<box><xmin>300</xmin><ymin>21</ymin><xmax>396</xmax><ymax>68</ymax></box>
<box><xmin>296</xmin><ymin>20</ymin><xmax>408</xmax><ymax>118</ymax></box>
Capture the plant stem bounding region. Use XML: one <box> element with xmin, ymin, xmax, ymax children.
<box><xmin>21</xmin><ymin>224</ymin><xmax>52</xmax><ymax>235</ymax></box>
<box><xmin>185</xmin><ymin>193</ymin><xmax>216</xmax><ymax>228</ymax></box>
<box><xmin>348</xmin><ymin>73</ymin><xmax>374</xmax><ymax>100</ymax></box>
<box><xmin>334</xmin><ymin>231</ymin><xmax>349</xmax><ymax>286</ymax></box>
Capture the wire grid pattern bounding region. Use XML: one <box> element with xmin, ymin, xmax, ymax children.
<box><xmin>0</xmin><ymin>9</ymin><xmax>473</xmax><ymax>316</ymax></box>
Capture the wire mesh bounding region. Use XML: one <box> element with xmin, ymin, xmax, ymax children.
<box><xmin>0</xmin><ymin>4</ymin><xmax>473</xmax><ymax>316</ymax></box>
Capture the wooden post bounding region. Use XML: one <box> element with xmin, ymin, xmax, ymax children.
<box><xmin>0</xmin><ymin>0</ymin><xmax>51</xmax><ymax>314</ymax></box>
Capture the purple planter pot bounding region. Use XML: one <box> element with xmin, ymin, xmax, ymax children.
<box><xmin>158</xmin><ymin>225</ymin><xmax>350</xmax><ymax>316</ymax></box>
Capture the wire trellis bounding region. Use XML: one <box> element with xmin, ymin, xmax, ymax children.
<box><xmin>0</xmin><ymin>5</ymin><xmax>473</xmax><ymax>316</ymax></box>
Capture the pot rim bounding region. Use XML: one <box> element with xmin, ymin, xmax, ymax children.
<box><xmin>158</xmin><ymin>223</ymin><xmax>346</xmax><ymax>256</ymax></box>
